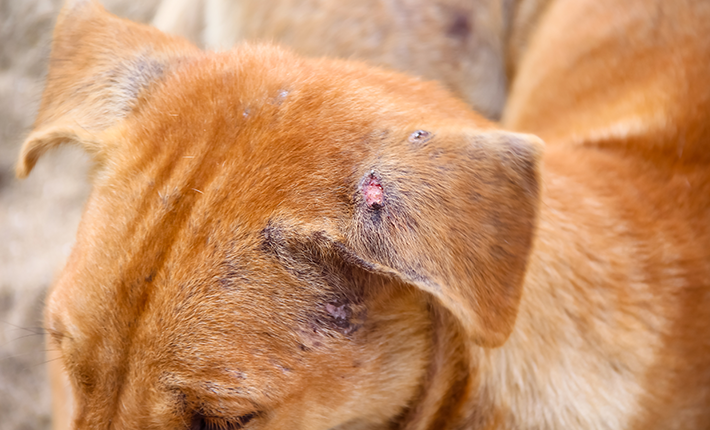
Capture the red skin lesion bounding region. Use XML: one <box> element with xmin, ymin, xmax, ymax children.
<box><xmin>362</xmin><ymin>175</ymin><xmax>384</xmax><ymax>209</ymax></box>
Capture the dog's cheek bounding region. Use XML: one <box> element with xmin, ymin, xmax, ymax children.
<box><xmin>261</xmin><ymin>225</ymin><xmax>372</xmax><ymax>340</ymax></box>
<box><xmin>297</xmin><ymin>284</ymin><xmax>370</xmax><ymax>349</ymax></box>
<box><xmin>324</xmin><ymin>300</ymin><xmax>368</xmax><ymax>336</ymax></box>
<box><xmin>283</xmin><ymin>283</ymin><xmax>431</xmax><ymax>428</ymax></box>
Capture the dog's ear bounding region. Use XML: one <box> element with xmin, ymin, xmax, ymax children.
<box><xmin>340</xmin><ymin>129</ymin><xmax>543</xmax><ymax>348</ymax></box>
<box><xmin>16</xmin><ymin>0</ymin><xmax>199</xmax><ymax>178</ymax></box>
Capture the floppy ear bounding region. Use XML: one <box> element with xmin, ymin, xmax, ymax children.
<box><xmin>340</xmin><ymin>129</ymin><xmax>543</xmax><ymax>348</ymax></box>
<box><xmin>16</xmin><ymin>0</ymin><xmax>199</xmax><ymax>178</ymax></box>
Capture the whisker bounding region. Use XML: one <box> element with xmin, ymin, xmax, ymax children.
<box><xmin>0</xmin><ymin>319</ymin><xmax>47</xmax><ymax>336</ymax></box>
<box><xmin>34</xmin><ymin>355</ymin><xmax>64</xmax><ymax>368</ymax></box>
<box><xmin>0</xmin><ymin>349</ymin><xmax>50</xmax><ymax>362</ymax></box>
<box><xmin>2</xmin><ymin>332</ymin><xmax>47</xmax><ymax>344</ymax></box>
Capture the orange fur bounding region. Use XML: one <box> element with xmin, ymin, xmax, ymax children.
<box><xmin>17</xmin><ymin>1</ymin><xmax>710</xmax><ymax>429</ymax></box>
<box><xmin>152</xmin><ymin>0</ymin><xmax>511</xmax><ymax>120</ymax></box>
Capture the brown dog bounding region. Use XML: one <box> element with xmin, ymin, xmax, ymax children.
<box><xmin>149</xmin><ymin>0</ymin><xmax>558</xmax><ymax>122</ymax></box>
<box><xmin>151</xmin><ymin>0</ymin><xmax>516</xmax><ymax>120</ymax></box>
<box><xmin>18</xmin><ymin>0</ymin><xmax>710</xmax><ymax>429</ymax></box>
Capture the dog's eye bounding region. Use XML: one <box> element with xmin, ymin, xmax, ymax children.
<box><xmin>190</xmin><ymin>412</ymin><xmax>256</xmax><ymax>430</ymax></box>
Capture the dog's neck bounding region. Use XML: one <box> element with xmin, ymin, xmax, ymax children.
<box><xmin>472</xmin><ymin>154</ymin><xmax>663</xmax><ymax>429</ymax></box>
<box><xmin>466</xmin><ymin>141</ymin><xmax>708</xmax><ymax>429</ymax></box>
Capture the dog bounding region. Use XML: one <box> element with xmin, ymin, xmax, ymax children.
<box><xmin>17</xmin><ymin>0</ymin><xmax>710</xmax><ymax>429</ymax></box>
<box><xmin>150</xmin><ymin>0</ymin><xmax>524</xmax><ymax>120</ymax></box>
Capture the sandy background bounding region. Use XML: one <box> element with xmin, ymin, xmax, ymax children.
<box><xmin>0</xmin><ymin>1</ymin><xmax>162</xmax><ymax>428</ymax></box>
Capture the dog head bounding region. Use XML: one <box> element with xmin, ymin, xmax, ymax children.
<box><xmin>19</xmin><ymin>1</ymin><xmax>543</xmax><ymax>428</ymax></box>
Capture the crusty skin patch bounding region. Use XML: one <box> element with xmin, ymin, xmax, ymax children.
<box><xmin>361</xmin><ymin>172</ymin><xmax>384</xmax><ymax>209</ymax></box>
<box><xmin>19</xmin><ymin>1</ymin><xmax>710</xmax><ymax>429</ymax></box>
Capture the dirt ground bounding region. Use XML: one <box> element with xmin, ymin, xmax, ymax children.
<box><xmin>0</xmin><ymin>1</ymin><xmax>162</xmax><ymax>428</ymax></box>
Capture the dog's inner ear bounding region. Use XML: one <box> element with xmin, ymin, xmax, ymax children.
<box><xmin>16</xmin><ymin>0</ymin><xmax>199</xmax><ymax>178</ymax></box>
<box><xmin>338</xmin><ymin>130</ymin><xmax>543</xmax><ymax>348</ymax></box>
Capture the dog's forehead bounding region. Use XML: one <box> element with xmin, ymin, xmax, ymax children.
<box><xmin>102</xmin><ymin>46</ymin><xmax>491</xmax><ymax>234</ymax></box>
<box><xmin>49</xmin><ymin>46</ymin><xmax>499</xmax><ymax>390</ymax></box>
<box><xmin>140</xmin><ymin>46</ymin><xmax>484</xmax><ymax>158</ymax></box>
<box><xmin>54</xmin><ymin>47</ymin><xmax>461</xmax><ymax>346</ymax></box>
<box><xmin>43</xmin><ymin>46</ymin><xmax>514</xmax><ymax>420</ymax></box>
